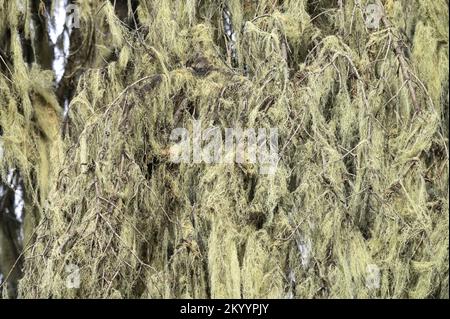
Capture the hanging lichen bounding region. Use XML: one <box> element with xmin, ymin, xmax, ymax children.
<box><xmin>0</xmin><ymin>0</ymin><xmax>448</xmax><ymax>299</ymax></box>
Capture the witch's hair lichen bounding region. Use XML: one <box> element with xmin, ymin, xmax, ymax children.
<box><xmin>0</xmin><ymin>0</ymin><xmax>448</xmax><ymax>299</ymax></box>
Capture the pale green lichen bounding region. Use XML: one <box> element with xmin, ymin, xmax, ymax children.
<box><xmin>0</xmin><ymin>0</ymin><xmax>447</xmax><ymax>299</ymax></box>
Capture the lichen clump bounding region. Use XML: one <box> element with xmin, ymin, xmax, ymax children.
<box><xmin>0</xmin><ymin>0</ymin><xmax>448</xmax><ymax>299</ymax></box>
